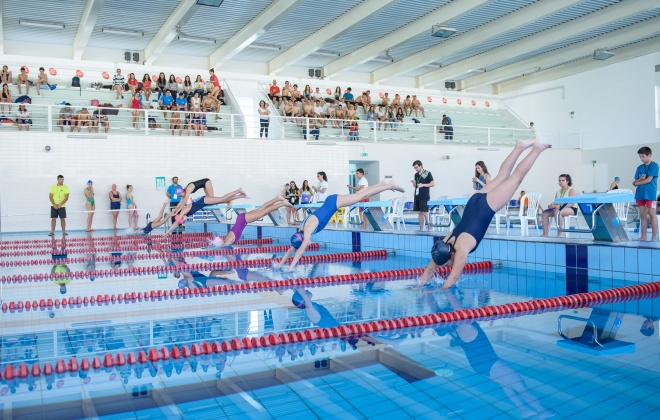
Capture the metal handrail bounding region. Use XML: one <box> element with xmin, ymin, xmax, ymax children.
<box><xmin>555</xmin><ymin>203</ymin><xmax>604</xmax><ymax>234</ymax></box>
<box><xmin>558</xmin><ymin>314</ymin><xmax>604</xmax><ymax>347</ymax></box>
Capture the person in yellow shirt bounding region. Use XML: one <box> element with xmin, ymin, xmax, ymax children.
<box><xmin>49</xmin><ymin>175</ymin><xmax>70</xmax><ymax>236</ymax></box>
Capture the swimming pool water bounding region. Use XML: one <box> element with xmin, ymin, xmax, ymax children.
<box><xmin>0</xmin><ymin>233</ymin><xmax>658</xmax><ymax>419</ymax></box>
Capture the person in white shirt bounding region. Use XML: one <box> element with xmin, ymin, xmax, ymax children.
<box><xmin>112</xmin><ymin>68</ymin><xmax>125</xmax><ymax>100</ymax></box>
<box><xmin>313</xmin><ymin>100</ymin><xmax>327</xmax><ymax>127</ymax></box>
<box><xmin>312</xmin><ymin>171</ymin><xmax>328</xmax><ymax>202</ymax></box>
<box><xmin>347</xmin><ymin>168</ymin><xmax>370</xmax><ymax>227</ymax></box>
<box><xmin>313</xmin><ymin>87</ymin><xmax>323</xmax><ymax>101</ymax></box>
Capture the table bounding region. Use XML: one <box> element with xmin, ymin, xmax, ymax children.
<box><xmin>555</xmin><ymin>193</ymin><xmax>633</xmax><ymax>242</ymax></box>
<box><xmin>350</xmin><ymin>200</ymin><xmax>394</xmax><ymax>231</ymax></box>
<box><xmin>427</xmin><ymin>198</ymin><xmax>469</xmax><ymax>228</ymax></box>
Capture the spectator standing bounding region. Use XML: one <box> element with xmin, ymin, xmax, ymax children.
<box><xmin>126</xmin><ymin>185</ymin><xmax>138</xmax><ymax>229</ymax></box>
<box><xmin>109</xmin><ymin>184</ymin><xmax>122</xmax><ymax>231</ymax></box>
<box><xmin>166</xmin><ymin>176</ymin><xmax>183</xmax><ymax>224</ymax></box>
<box><xmin>84</xmin><ymin>180</ymin><xmax>95</xmax><ymax>232</ymax></box>
<box><xmin>208</xmin><ymin>68</ymin><xmax>222</xmax><ymax>102</ymax></box>
<box><xmin>348</xmin><ymin>168</ymin><xmax>369</xmax><ymax>227</ymax></box>
<box><xmin>258</xmin><ymin>100</ymin><xmax>270</xmax><ymax>138</ymax></box>
<box><xmin>633</xmin><ymin>146</ymin><xmax>658</xmax><ymax>241</ymax></box>
<box><xmin>412</xmin><ymin>160</ymin><xmax>434</xmax><ymax>231</ymax></box>
<box><xmin>112</xmin><ymin>68</ymin><xmax>125</xmax><ymax>99</ymax></box>
<box><xmin>313</xmin><ymin>172</ymin><xmax>328</xmax><ymax>203</ymax></box>
<box><xmin>472</xmin><ymin>161</ymin><xmax>491</xmax><ymax>191</ymax></box>
<box><xmin>130</xmin><ymin>89</ymin><xmax>143</xmax><ymax>129</ymax></box>
<box><xmin>49</xmin><ymin>175</ymin><xmax>69</xmax><ymax>236</ymax></box>
<box><xmin>441</xmin><ymin>114</ymin><xmax>453</xmax><ymax>140</ymax></box>
<box><xmin>286</xmin><ymin>181</ymin><xmax>300</xmax><ymax>224</ymax></box>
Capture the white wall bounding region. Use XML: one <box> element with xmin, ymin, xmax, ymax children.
<box><xmin>503</xmin><ymin>51</ymin><xmax>660</xmax><ymax>150</ymax></box>
<box><xmin>0</xmin><ymin>134</ymin><xmax>581</xmax><ymax>233</ymax></box>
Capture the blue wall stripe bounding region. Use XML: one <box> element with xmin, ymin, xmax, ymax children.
<box><xmin>352</xmin><ymin>232</ymin><xmax>361</xmax><ymax>252</ymax></box>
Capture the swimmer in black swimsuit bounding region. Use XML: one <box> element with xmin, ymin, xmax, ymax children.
<box><xmin>165</xmin><ymin>188</ymin><xmax>250</xmax><ymax>234</ymax></box>
<box><xmin>277</xmin><ymin>180</ymin><xmax>405</xmax><ymax>272</ymax></box>
<box><xmin>420</xmin><ymin>139</ymin><xmax>552</xmax><ymax>289</ymax></box>
<box><xmin>170</xmin><ymin>178</ymin><xmax>248</xmax><ymax>218</ymax></box>
<box><xmin>135</xmin><ymin>201</ymin><xmax>171</xmax><ymax>235</ymax></box>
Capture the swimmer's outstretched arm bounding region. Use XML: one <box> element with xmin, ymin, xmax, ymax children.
<box><xmin>440</xmin><ymin>248</ymin><xmax>468</xmax><ymax>290</ymax></box>
<box><xmin>418</xmin><ymin>260</ymin><xmax>438</xmax><ymax>287</ymax></box>
<box><xmin>151</xmin><ymin>201</ymin><xmax>172</xmax><ymax>229</ymax></box>
<box><xmin>276</xmin><ymin>247</ymin><xmax>296</xmax><ymax>269</ymax></box>
<box><xmin>286</xmin><ymin>237</ymin><xmax>312</xmax><ymax>272</ymax></box>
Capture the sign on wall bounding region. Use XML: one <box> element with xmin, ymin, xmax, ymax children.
<box><xmin>155</xmin><ymin>176</ymin><xmax>166</xmax><ymax>191</ymax></box>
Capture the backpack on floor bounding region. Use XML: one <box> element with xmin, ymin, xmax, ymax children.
<box><xmin>15</xmin><ymin>95</ymin><xmax>32</xmax><ymax>104</ymax></box>
<box><xmin>71</xmin><ymin>76</ymin><xmax>81</xmax><ymax>87</ymax></box>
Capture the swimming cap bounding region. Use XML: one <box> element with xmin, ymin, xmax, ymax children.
<box><xmin>178</xmin><ymin>279</ymin><xmax>188</xmax><ymax>289</ymax></box>
<box><xmin>212</xmin><ymin>236</ymin><xmax>223</xmax><ymax>247</ymax></box>
<box><xmin>614</xmin><ymin>177</ymin><xmax>620</xmax><ymax>181</ymax></box>
<box><xmin>291</xmin><ymin>232</ymin><xmax>304</xmax><ymax>249</ymax></box>
<box><xmin>431</xmin><ymin>240</ymin><xmax>452</xmax><ymax>266</ymax></box>
<box><xmin>87</xmin><ymin>180</ymin><xmax>93</xmax><ymax>184</ymax></box>
<box><xmin>291</xmin><ymin>290</ymin><xmax>305</xmax><ymax>308</ymax></box>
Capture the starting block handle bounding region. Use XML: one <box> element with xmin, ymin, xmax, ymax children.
<box><xmin>556</xmin><ymin>203</ymin><xmax>604</xmax><ymax>233</ymax></box>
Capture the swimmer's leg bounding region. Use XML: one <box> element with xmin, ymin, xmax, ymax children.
<box><xmin>245</xmin><ymin>195</ymin><xmax>292</xmax><ymax>224</ymax></box>
<box><xmin>480</xmin><ymin>139</ymin><xmax>537</xmax><ymax>193</ymax></box>
<box><xmin>335</xmin><ymin>180</ymin><xmax>405</xmax><ymax>208</ymax></box>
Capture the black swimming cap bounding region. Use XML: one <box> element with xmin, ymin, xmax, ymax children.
<box><xmin>431</xmin><ymin>240</ymin><xmax>452</xmax><ymax>266</ymax></box>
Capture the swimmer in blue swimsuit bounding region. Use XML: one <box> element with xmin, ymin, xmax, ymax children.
<box><xmin>136</xmin><ymin>201</ymin><xmax>171</xmax><ymax>235</ymax></box>
<box><xmin>165</xmin><ymin>188</ymin><xmax>249</xmax><ymax>234</ymax></box>
<box><xmin>420</xmin><ymin>140</ymin><xmax>551</xmax><ymax>289</ymax></box>
<box><xmin>277</xmin><ymin>180</ymin><xmax>405</xmax><ymax>272</ymax></box>
<box><xmin>210</xmin><ymin>195</ymin><xmax>293</xmax><ymax>247</ymax></box>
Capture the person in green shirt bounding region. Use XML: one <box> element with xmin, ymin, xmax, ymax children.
<box><xmin>49</xmin><ymin>175</ymin><xmax>70</xmax><ymax>236</ymax></box>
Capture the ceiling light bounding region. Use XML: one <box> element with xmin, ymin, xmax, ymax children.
<box><xmin>177</xmin><ymin>35</ymin><xmax>216</xmax><ymax>44</ymax></box>
<box><xmin>371</xmin><ymin>57</ymin><xmax>394</xmax><ymax>63</ymax></box>
<box><xmin>311</xmin><ymin>50</ymin><xmax>341</xmax><ymax>58</ymax></box>
<box><xmin>593</xmin><ymin>49</ymin><xmax>615</xmax><ymax>60</ymax></box>
<box><xmin>196</xmin><ymin>0</ymin><xmax>224</xmax><ymax>6</ymax></box>
<box><xmin>102</xmin><ymin>27</ymin><xmax>144</xmax><ymax>36</ymax></box>
<box><xmin>431</xmin><ymin>25</ymin><xmax>457</xmax><ymax>38</ymax></box>
<box><xmin>248</xmin><ymin>43</ymin><xmax>282</xmax><ymax>51</ymax></box>
<box><xmin>19</xmin><ymin>20</ymin><xmax>65</xmax><ymax>29</ymax></box>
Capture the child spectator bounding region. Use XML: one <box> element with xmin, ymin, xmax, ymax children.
<box><xmin>16</xmin><ymin>104</ymin><xmax>31</xmax><ymax>131</ymax></box>
<box><xmin>36</xmin><ymin>67</ymin><xmax>49</xmax><ymax>95</ymax></box>
<box><xmin>1</xmin><ymin>83</ymin><xmax>12</xmax><ymax>113</ymax></box>
<box><xmin>0</xmin><ymin>65</ymin><xmax>12</xmax><ymax>84</ymax></box>
<box><xmin>633</xmin><ymin>146</ymin><xmax>658</xmax><ymax>241</ymax></box>
<box><xmin>159</xmin><ymin>90</ymin><xmax>174</xmax><ymax>119</ymax></box>
<box><xmin>17</xmin><ymin>67</ymin><xmax>29</xmax><ymax>95</ymax></box>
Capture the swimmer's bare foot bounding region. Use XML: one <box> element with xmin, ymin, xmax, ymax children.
<box><xmin>534</xmin><ymin>141</ymin><xmax>552</xmax><ymax>151</ymax></box>
<box><xmin>516</xmin><ymin>139</ymin><xmax>537</xmax><ymax>149</ymax></box>
<box><xmin>388</xmin><ymin>180</ymin><xmax>405</xmax><ymax>193</ymax></box>
<box><xmin>238</xmin><ymin>188</ymin><xmax>248</xmax><ymax>197</ymax></box>
<box><xmin>277</xmin><ymin>195</ymin><xmax>287</xmax><ymax>202</ymax></box>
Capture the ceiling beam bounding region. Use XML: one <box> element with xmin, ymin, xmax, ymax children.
<box><xmin>268</xmin><ymin>0</ymin><xmax>397</xmax><ymax>75</ymax></box>
<box><xmin>417</xmin><ymin>0</ymin><xmax>660</xmax><ymax>88</ymax></box>
<box><xmin>371</xmin><ymin>0</ymin><xmax>576</xmax><ymax>84</ymax></box>
<box><xmin>144</xmin><ymin>0</ymin><xmax>198</xmax><ymax>65</ymax></box>
<box><xmin>496</xmin><ymin>36</ymin><xmax>660</xmax><ymax>94</ymax></box>
<box><xmin>72</xmin><ymin>0</ymin><xmax>104</xmax><ymax>60</ymax></box>
<box><xmin>461</xmin><ymin>16</ymin><xmax>660</xmax><ymax>90</ymax></box>
<box><xmin>209</xmin><ymin>0</ymin><xmax>303</xmax><ymax>69</ymax></box>
<box><xmin>322</xmin><ymin>0</ymin><xmax>490</xmax><ymax>78</ymax></box>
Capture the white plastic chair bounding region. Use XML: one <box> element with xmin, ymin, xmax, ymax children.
<box><xmin>388</xmin><ymin>197</ymin><xmax>406</xmax><ymax>230</ymax></box>
<box><xmin>607</xmin><ymin>189</ymin><xmax>632</xmax><ymax>230</ymax></box>
<box><xmin>563</xmin><ymin>207</ymin><xmax>580</xmax><ymax>238</ymax></box>
<box><xmin>494</xmin><ymin>205</ymin><xmax>508</xmax><ymax>234</ymax></box>
<box><xmin>430</xmin><ymin>196</ymin><xmax>450</xmax><ymax>231</ymax></box>
<box><xmin>507</xmin><ymin>192</ymin><xmax>542</xmax><ymax>236</ymax></box>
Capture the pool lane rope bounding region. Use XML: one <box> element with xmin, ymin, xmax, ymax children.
<box><xmin>0</xmin><ymin>232</ymin><xmax>218</xmax><ymax>249</ymax></box>
<box><xmin>2</xmin><ymin>260</ymin><xmax>486</xmax><ymax>312</ymax></box>
<box><xmin>0</xmin><ymin>248</ymin><xmax>382</xmax><ymax>284</ymax></box>
<box><xmin>2</xmin><ymin>279</ymin><xmax>657</xmax><ymax>381</ymax></box>
<box><xmin>0</xmin><ymin>237</ymin><xmax>273</xmax><ymax>257</ymax></box>
<box><xmin>1</xmin><ymin>243</ymin><xmax>313</xmax><ymax>268</ymax></box>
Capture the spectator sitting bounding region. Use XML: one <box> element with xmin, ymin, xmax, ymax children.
<box><xmin>403</xmin><ymin>95</ymin><xmax>412</xmax><ymax>116</ymax></box>
<box><xmin>381</xmin><ymin>92</ymin><xmax>390</xmax><ymax>107</ymax></box>
<box><xmin>541</xmin><ymin>174</ymin><xmax>578</xmax><ymax>237</ymax></box>
<box><xmin>159</xmin><ymin>90</ymin><xmax>174</xmax><ymax>119</ymax></box>
<box><xmin>313</xmin><ymin>87</ymin><xmax>323</xmax><ymax>101</ymax></box>
<box><xmin>1</xmin><ymin>83</ymin><xmax>12</xmax><ymax>113</ymax></box>
<box><xmin>0</xmin><ymin>65</ymin><xmax>12</xmax><ymax>85</ymax></box>
<box><xmin>36</xmin><ymin>67</ymin><xmax>49</xmax><ymax>95</ymax></box>
<box><xmin>412</xmin><ymin>95</ymin><xmax>426</xmax><ymax>118</ymax></box>
<box><xmin>377</xmin><ymin>106</ymin><xmax>387</xmax><ymax>130</ymax></box>
<box><xmin>170</xmin><ymin>111</ymin><xmax>183</xmax><ymax>136</ymax></box>
<box><xmin>291</xmin><ymin>84</ymin><xmax>302</xmax><ymax>102</ymax></box>
<box><xmin>193</xmin><ymin>75</ymin><xmax>205</xmax><ymax>97</ymax></box>
<box><xmin>387</xmin><ymin>107</ymin><xmax>397</xmax><ymax>131</ymax></box>
<box><xmin>112</xmin><ymin>68</ymin><xmax>125</xmax><ymax>100</ymax></box>
<box><xmin>517</xmin><ymin>190</ymin><xmax>530</xmax><ymax>212</ymax></box>
<box><xmin>92</xmin><ymin>107</ymin><xmax>109</xmax><ymax>133</ymax></box>
<box><xmin>314</xmin><ymin>100</ymin><xmax>327</xmax><ymax>128</ymax></box>
<box><xmin>59</xmin><ymin>103</ymin><xmax>76</xmax><ymax>132</ymax></box>
<box><xmin>182</xmin><ymin>75</ymin><xmax>193</xmax><ymax>98</ymax></box>
<box><xmin>175</xmin><ymin>92</ymin><xmax>188</xmax><ymax>112</ymax></box>
<box><xmin>16</xmin><ymin>104</ymin><xmax>31</xmax><ymax>131</ymax></box>
<box><xmin>343</xmin><ymin>87</ymin><xmax>355</xmax><ymax>106</ymax></box>
<box><xmin>167</xmin><ymin>74</ymin><xmax>178</xmax><ymax>97</ymax></box>
<box><xmin>77</xmin><ymin>107</ymin><xmax>92</xmax><ymax>133</ymax></box>
<box><xmin>190</xmin><ymin>91</ymin><xmax>201</xmax><ymax>112</ymax></box>
<box><xmin>267</xmin><ymin>80</ymin><xmax>281</xmax><ymax>108</ymax></box>
<box><xmin>396</xmin><ymin>107</ymin><xmax>404</xmax><ymax>124</ymax></box>
<box><xmin>326</xmin><ymin>102</ymin><xmax>337</xmax><ymax>128</ymax></box>
<box><xmin>391</xmin><ymin>93</ymin><xmax>401</xmax><ymax>109</ymax></box>
<box><xmin>17</xmin><ymin>66</ymin><xmax>29</xmax><ymax>95</ymax></box>
<box><xmin>155</xmin><ymin>72</ymin><xmax>167</xmax><ymax>99</ymax></box>
<box><xmin>142</xmin><ymin>73</ymin><xmax>152</xmax><ymax>101</ymax></box>
<box><xmin>303</xmin><ymin>121</ymin><xmax>320</xmax><ymax>140</ymax></box>
<box><xmin>281</xmin><ymin>81</ymin><xmax>292</xmax><ymax>101</ymax></box>
<box><xmin>126</xmin><ymin>73</ymin><xmax>138</xmax><ymax>94</ymax></box>
<box><xmin>366</xmin><ymin>106</ymin><xmax>376</xmax><ymax>126</ymax></box>
<box><xmin>201</xmin><ymin>94</ymin><xmax>219</xmax><ymax>119</ymax></box>
<box><xmin>303</xmin><ymin>85</ymin><xmax>312</xmax><ymax>100</ymax></box>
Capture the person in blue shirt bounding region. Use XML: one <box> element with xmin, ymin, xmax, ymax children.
<box><xmin>159</xmin><ymin>90</ymin><xmax>174</xmax><ymax>119</ymax></box>
<box><xmin>342</xmin><ymin>87</ymin><xmax>354</xmax><ymax>106</ymax></box>
<box><xmin>175</xmin><ymin>92</ymin><xmax>188</xmax><ymax>112</ymax></box>
<box><xmin>633</xmin><ymin>146</ymin><xmax>658</xmax><ymax>241</ymax></box>
<box><xmin>166</xmin><ymin>176</ymin><xmax>183</xmax><ymax>223</ymax></box>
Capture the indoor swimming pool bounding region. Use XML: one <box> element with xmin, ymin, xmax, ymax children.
<box><xmin>0</xmin><ymin>225</ymin><xmax>658</xmax><ymax>419</ymax></box>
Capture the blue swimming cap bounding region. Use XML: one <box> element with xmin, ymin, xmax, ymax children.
<box><xmin>291</xmin><ymin>290</ymin><xmax>305</xmax><ymax>308</ymax></box>
<box><xmin>87</xmin><ymin>180</ymin><xmax>93</xmax><ymax>184</ymax></box>
<box><xmin>178</xmin><ymin>279</ymin><xmax>188</xmax><ymax>289</ymax></box>
<box><xmin>291</xmin><ymin>232</ymin><xmax>304</xmax><ymax>249</ymax></box>
<box><xmin>431</xmin><ymin>240</ymin><xmax>452</xmax><ymax>266</ymax></box>
<box><xmin>614</xmin><ymin>177</ymin><xmax>620</xmax><ymax>181</ymax></box>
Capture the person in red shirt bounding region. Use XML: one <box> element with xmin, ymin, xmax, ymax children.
<box><xmin>208</xmin><ymin>68</ymin><xmax>222</xmax><ymax>118</ymax></box>
<box><xmin>141</xmin><ymin>74</ymin><xmax>152</xmax><ymax>101</ymax></box>
<box><xmin>269</xmin><ymin>79</ymin><xmax>281</xmax><ymax>108</ymax></box>
<box><xmin>127</xmin><ymin>73</ymin><xmax>138</xmax><ymax>94</ymax></box>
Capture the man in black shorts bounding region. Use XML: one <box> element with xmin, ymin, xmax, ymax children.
<box><xmin>411</xmin><ymin>160</ymin><xmax>434</xmax><ymax>231</ymax></box>
<box><xmin>49</xmin><ymin>175</ymin><xmax>70</xmax><ymax>236</ymax></box>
